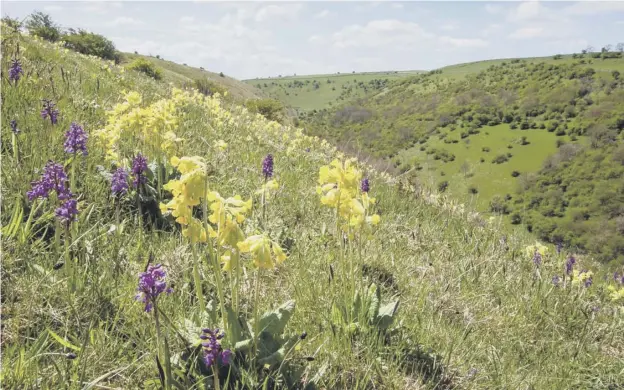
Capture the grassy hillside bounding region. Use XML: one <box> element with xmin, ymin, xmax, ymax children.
<box><xmin>303</xmin><ymin>54</ymin><xmax>624</xmax><ymax>264</ymax></box>
<box><xmin>244</xmin><ymin>71</ymin><xmax>422</xmax><ymax>112</ymax></box>
<box><xmin>3</xmin><ymin>23</ymin><xmax>624</xmax><ymax>390</ymax></box>
<box><xmin>122</xmin><ymin>53</ymin><xmax>265</xmax><ymax>101</ymax></box>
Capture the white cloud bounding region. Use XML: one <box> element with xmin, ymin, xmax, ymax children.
<box><xmin>43</xmin><ymin>5</ymin><xmax>63</xmax><ymax>12</ymax></box>
<box><xmin>439</xmin><ymin>36</ymin><xmax>489</xmax><ymax>48</ymax></box>
<box><xmin>564</xmin><ymin>1</ymin><xmax>624</xmax><ymax>15</ymax></box>
<box><xmin>617</xmin><ymin>20</ymin><xmax>624</xmax><ymax>25</ymax></box>
<box><xmin>391</xmin><ymin>3</ymin><xmax>404</xmax><ymax>9</ymax></box>
<box><xmin>509</xmin><ymin>27</ymin><xmax>544</xmax><ymax>39</ymax></box>
<box><xmin>179</xmin><ymin>16</ymin><xmax>195</xmax><ymax>24</ymax></box>
<box><xmin>332</xmin><ymin>19</ymin><xmax>434</xmax><ymax>49</ymax></box>
<box><xmin>82</xmin><ymin>1</ymin><xmax>123</xmax><ymax>14</ymax></box>
<box><xmin>481</xmin><ymin>23</ymin><xmax>502</xmax><ymax>37</ymax></box>
<box><xmin>507</xmin><ymin>1</ymin><xmax>556</xmax><ymax>23</ymax></box>
<box><xmin>308</xmin><ymin>35</ymin><xmax>323</xmax><ymax>44</ymax></box>
<box><xmin>314</xmin><ymin>9</ymin><xmax>330</xmax><ymax>19</ymax></box>
<box><xmin>109</xmin><ymin>17</ymin><xmax>144</xmax><ymax>27</ymax></box>
<box><xmin>254</xmin><ymin>4</ymin><xmax>303</xmax><ymax>23</ymax></box>
<box><xmin>440</xmin><ymin>22</ymin><xmax>459</xmax><ymax>31</ymax></box>
<box><xmin>485</xmin><ymin>4</ymin><xmax>503</xmax><ymax>14</ymax></box>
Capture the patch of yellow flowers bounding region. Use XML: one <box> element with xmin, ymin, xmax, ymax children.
<box><xmin>317</xmin><ymin>158</ymin><xmax>380</xmax><ymax>238</ymax></box>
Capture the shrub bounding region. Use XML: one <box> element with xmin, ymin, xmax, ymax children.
<box><xmin>511</xmin><ymin>171</ymin><xmax>520</xmax><ymax>177</ymax></box>
<box><xmin>245</xmin><ymin>99</ymin><xmax>285</xmax><ymax>123</ymax></box>
<box><xmin>126</xmin><ymin>58</ymin><xmax>163</xmax><ymax>80</ymax></box>
<box><xmin>219</xmin><ymin>72</ymin><xmax>225</xmax><ymax>77</ymax></box>
<box><xmin>63</xmin><ymin>29</ymin><xmax>118</xmax><ymax>61</ymax></box>
<box><xmin>26</xmin><ymin>11</ymin><xmax>61</xmax><ymax>42</ymax></box>
<box><xmin>437</xmin><ymin>180</ymin><xmax>449</xmax><ymax>193</ymax></box>
<box><xmin>192</xmin><ymin>78</ymin><xmax>227</xmax><ymax>96</ymax></box>
<box><xmin>482</xmin><ymin>147</ymin><xmax>490</xmax><ymax>152</ymax></box>
<box><xmin>468</xmin><ymin>186</ymin><xmax>479</xmax><ymax>194</ymax></box>
<box><xmin>492</xmin><ymin>154</ymin><xmax>509</xmax><ymax>164</ymax></box>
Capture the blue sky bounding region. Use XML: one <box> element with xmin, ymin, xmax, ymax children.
<box><xmin>3</xmin><ymin>1</ymin><xmax>624</xmax><ymax>79</ymax></box>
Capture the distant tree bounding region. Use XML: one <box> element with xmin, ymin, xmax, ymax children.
<box><xmin>219</xmin><ymin>72</ymin><xmax>225</xmax><ymax>77</ymax></box>
<box><xmin>602</xmin><ymin>44</ymin><xmax>612</xmax><ymax>53</ymax></box>
<box><xmin>460</xmin><ymin>161</ymin><xmax>471</xmax><ymax>178</ymax></box>
<box><xmin>617</xmin><ymin>42</ymin><xmax>624</xmax><ymax>53</ymax></box>
<box><xmin>26</xmin><ymin>11</ymin><xmax>61</xmax><ymax>42</ymax></box>
<box><xmin>63</xmin><ymin>29</ymin><xmax>118</xmax><ymax>61</ymax></box>
<box><xmin>613</xmin><ymin>70</ymin><xmax>620</xmax><ymax>80</ymax></box>
<box><xmin>585</xmin><ymin>45</ymin><xmax>595</xmax><ymax>53</ymax></box>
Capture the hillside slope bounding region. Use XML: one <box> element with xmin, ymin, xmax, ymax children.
<box><xmin>122</xmin><ymin>52</ymin><xmax>265</xmax><ymax>101</ymax></box>
<box><xmin>303</xmin><ymin>55</ymin><xmax>624</xmax><ymax>264</ymax></box>
<box><xmin>2</xmin><ymin>27</ymin><xmax>624</xmax><ymax>390</ymax></box>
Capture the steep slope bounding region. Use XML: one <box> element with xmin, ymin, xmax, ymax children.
<box><xmin>122</xmin><ymin>52</ymin><xmax>265</xmax><ymax>101</ymax></box>
<box><xmin>303</xmin><ymin>55</ymin><xmax>624</xmax><ymax>264</ymax></box>
<box><xmin>2</xmin><ymin>28</ymin><xmax>624</xmax><ymax>390</ymax></box>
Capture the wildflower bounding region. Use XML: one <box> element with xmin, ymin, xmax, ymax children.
<box><xmin>525</xmin><ymin>242</ymin><xmax>548</xmax><ymax>259</ymax></box>
<box><xmin>565</xmin><ymin>256</ymin><xmax>576</xmax><ymax>276</ymax></box>
<box><xmin>532</xmin><ymin>250</ymin><xmax>542</xmax><ymax>267</ymax></box>
<box><xmin>214</xmin><ymin>140</ymin><xmax>228</xmax><ymax>151</ymax></box>
<box><xmin>10</xmin><ymin>120</ymin><xmax>19</xmax><ymax>134</ymax></box>
<box><xmin>256</xmin><ymin>179</ymin><xmax>279</xmax><ymax>196</ymax></box>
<box><xmin>262</xmin><ymin>154</ymin><xmax>274</xmax><ymax>179</ymax></box>
<box><xmin>552</xmin><ymin>275</ymin><xmax>561</xmax><ymax>286</ymax></box>
<box><xmin>608</xmin><ymin>284</ymin><xmax>624</xmax><ymax>302</ymax></box>
<box><xmin>132</xmin><ymin>153</ymin><xmax>148</xmax><ymax>188</ymax></box>
<box><xmin>556</xmin><ymin>241</ymin><xmax>563</xmax><ymax>254</ymax></box>
<box><xmin>27</xmin><ymin>161</ymin><xmax>72</xmax><ymax>201</ymax></box>
<box><xmin>614</xmin><ymin>272</ymin><xmax>624</xmax><ymax>285</ymax></box>
<box><xmin>55</xmin><ymin>198</ymin><xmax>79</xmax><ymax>226</ymax></box>
<box><xmin>111</xmin><ymin>167</ymin><xmax>129</xmax><ymax>196</ymax></box>
<box><xmin>200</xmin><ymin>328</ymin><xmax>231</xmax><ymax>367</ymax></box>
<box><xmin>237</xmin><ymin>234</ymin><xmax>287</xmax><ymax>269</ymax></box>
<box><xmin>361</xmin><ymin>177</ymin><xmax>370</xmax><ymax>193</ymax></box>
<box><xmin>41</xmin><ymin>99</ymin><xmax>60</xmax><ymax>125</ymax></box>
<box><xmin>64</xmin><ymin>122</ymin><xmax>88</xmax><ymax>156</ymax></box>
<box><xmin>135</xmin><ymin>264</ymin><xmax>172</xmax><ymax>313</ymax></box>
<box><xmin>571</xmin><ymin>269</ymin><xmax>593</xmax><ymax>288</ymax></box>
<box><xmin>9</xmin><ymin>58</ymin><xmax>23</xmax><ymax>83</ymax></box>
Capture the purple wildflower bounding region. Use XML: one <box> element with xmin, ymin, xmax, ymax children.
<box><xmin>9</xmin><ymin>58</ymin><xmax>23</xmax><ymax>83</ymax></box>
<box><xmin>55</xmin><ymin>198</ymin><xmax>78</xmax><ymax>226</ymax></box>
<box><xmin>41</xmin><ymin>100</ymin><xmax>59</xmax><ymax>125</ymax></box>
<box><xmin>361</xmin><ymin>178</ymin><xmax>370</xmax><ymax>193</ymax></box>
<box><xmin>614</xmin><ymin>272</ymin><xmax>624</xmax><ymax>285</ymax></box>
<box><xmin>132</xmin><ymin>154</ymin><xmax>148</xmax><ymax>188</ymax></box>
<box><xmin>556</xmin><ymin>242</ymin><xmax>563</xmax><ymax>254</ymax></box>
<box><xmin>111</xmin><ymin>167</ymin><xmax>129</xmax><ymax>196</ymax></box>
<box><xmin>582</xmin><ymin>270</ymin><xmax>593</xmax><ymax>288</ymax></box>
<box><xmin>552</xmin><ymin>275</ymin><xmax>561</xmax><ymax>286</ymax></box>
<box><xmin>565</xmin><ymin>256</ymin><xmax>576</xmax><ymax>276</ymax></box>
<box><xmin>10</xmin><ymin>120</ymin><xmax>19</xmax><ymax>135</ymax></box>
<box><xmin>200</xmin><ymin>328</ymin><xmax>231</xmax><ymax>367</ymax></box>
<box><xmin>262</xmin><ymin>154</ymin><xmax>274</xmax><ymax>179</ymax></box>
<box><xmin>135</xmin><ymin>264</ymin><xmax>172</xmax><ymax>313</ymax></box>
<box><xmin>532</xmin><ymin>250</ymin><xmax>542</xmax><ymax>267</ymax></box>
<box><xmin>27</xmin><ymin>161</ymin><xmax>72</xmax><ymax>201</ymax></box>
<box><xmin>64</xmin><ymin>122</ymin><xmax>88</xmax><ymax>156</ymax></box>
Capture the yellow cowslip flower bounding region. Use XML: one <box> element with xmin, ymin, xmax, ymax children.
<box><xmin>207</xmin><ymin>191</ymin><xmax>252</xmax><ymax>227</ymax></box>
<box><xmin>210</xmin><ymin>215</ymin><xmax>245</xmax><ymax>248</ymax></box>
<box><xmin>318</xmin><ymin>158</ymin><xmax>362</xmax><ymax>200</ymax></box>
<box><xmin>608</xmin><ymin>285</ymin><xmax>624</xmax><ymax>302</ymax></box>
<box><xmin>525</xmin><ymin>242</ymin><xmax>549</xmax><ymax>258</ymax></box>
<box><xmin>571</xmin><ymin>269</ymin><xmax>594</xmax><ymax>287</ymax></box>
<box><xmin>214</xmin><ymin>140</ymin><xmax>228</xmax><ymax>151</ymax></box>
<box><xmin>237</xmin><ymin>234</ymin><xmax>287</xmax><ymax>269</ymax></box>
<box><xmin>182</xmin><ymin>217</ymin><xmax>208</xmax><ymax>243</ymax></box>
<box><xmin>255</xmin><ymin>179</ymin><xmax>279</xmax><ymax>196</ymax></box>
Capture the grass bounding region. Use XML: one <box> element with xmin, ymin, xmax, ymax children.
<box><xmin>244</xmin><ymin>71</ymin><xmax>422</xmax><ymax>112</ymax></box>
<box><xmin>398</xmin><ymin>124</ymin><xmax>565</xmax><ymax>212</ymax></box>
<box><xmin>2</xmin><ymin>30</ymin><xmax>624</xmax><ymax>390</ymax></box>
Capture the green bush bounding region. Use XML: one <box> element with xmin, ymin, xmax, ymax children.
<box><xmin>63</xmin><ymin>29</ymin><xmax>118</xmax><ymax>61</ymax></box>
<box><xmin>126</xmin><ymin>58</ymin><xmax>163</xmax><ymax>80</ymax></box>
<box><xmin>437</xmin><ymin>180</ymin><xmax>449</xmax><ymax>193</ymax></box>
<box><xmin>26</xmin><ymin>11</ymin><xmax>61</xmax><ymax>42</ymax></box>
<box><xmin>492</xmin><ymin>154</ymin><xmax>510</xmax><ymax>164</ymax></box>
<box><xmin>192</xmin><ymin>78</ymin><xmax>227</xmax><ymax>96</ymax></box>
<box><xmin>245</xmin><ymin>99</ymin><xmax>285</xmax><ymax>123</ymax></box>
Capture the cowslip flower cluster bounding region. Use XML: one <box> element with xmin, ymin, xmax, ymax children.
<box><xmin>64</xmin><ymin>122</ymin><xmax>88</xmax><ymax>156</ymax></box>
<box><xmin>111</xmin><ymin>167</ymin><xmax>129</xmax><ymax>196</ymax></box>
<box><xmin>200</xmin><ymin>328</ymin><xmax>231</xmax><ymax>367</ymax></box>
<box><xmin>608</xmin><ymin>272</ymin><xmax>624</xmax><ymax>303</ymax></box>
<box><xmin>41</xmin><ymin>99</ymin><xmax>60</xmax><ymax>125</ymax></box>
<box><xmin>160</xmin><ymin>156</ymin><xmax>210</xmax><ymax>243</ymax></box>
<box><xmin>27</xmin><ymin>161</ymin><xmax>72</xmax><ymax>201</ymax></box>
<box><xmin>9</xmin><ymin>58</ymin><xmax>23</xmax><ymax>83</ymax></box>
<box><xmin>317</xmin><ymin>158</ymin><xmax>381</xmax><ymax>237</ymax></box>
<box><xmin>132</xmin><ymin>154</ymin><xmax>148</xmax><ymax>188</ymax></box>
<box><xmin>525</xmin><ymin>242</ymin><xmax>548</xmax><ymax>265</ymax></box>
<box><xmin>237</xmin><ymin>234</ymin><xmax>287</xmax><ymax>269</ymax></box>
<box><xmin>135</xmin><ymin>264</ymin><xmax>172</xmax><ymax>313</ymax></box>
<box><xmin>571</xmin><ymin>269</ymin><xmax>593</xmax><ymax>288</ymax></box>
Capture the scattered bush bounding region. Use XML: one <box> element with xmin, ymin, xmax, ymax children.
<box><xmin>468</xmin><ymin>186</ymin><xmax>479</xmax><ymax>194</ymax></box>
<box><xmin>245</xmin><ymin>98</ymin><xmax>285</xmax><ymax>123</ymax></box>
<box><xmin>126</xmin><ymin>58</ymin><xmax>163</xmax><ymax>80</ymax></box>
<box><xmin>492</xmin><ymin>154</ymin><xmax>510</xmax><ymax>164</ymax></box>
<box><xmin>63</xmin><ymin>29</ymin><xmax>119</xmax><ymax>62</ymax></box>
<box><xmin>511</xmin><ymin>171</ymin><xmax>520</xmax><ymax>177</ymax></box>
<box><xmin>437</xmin><ymin>180</ymin><xmax>449</xmax><ymax>193</ymax></box>
<box><xmin>192</xmin><ymin>78</ymin><xmax>227</xmax><ymax>97</ymax></box>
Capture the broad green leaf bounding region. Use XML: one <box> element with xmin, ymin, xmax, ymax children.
<box><xmin>226</xmin><ymin>305</ymin><xmax>244</xmax><ymax>344</ymax></box>
<box><xmin>257</xmin><ymin>299</ymin><xmax>295</xmax><ymax>336</ymax></box>
<box><xmin>375</xmin><ymin>300</ymin><xmax>400</xmax><ymax>330</ymax></box>
<box><xmin>257</xmin><ymin>335</ymin><xmax>298</xmax><ymax>367</ymax></box>
<box><xmin>367</xmin><ymin>284</ymin><xmax>380</xmax><ymax>323</ymax></box>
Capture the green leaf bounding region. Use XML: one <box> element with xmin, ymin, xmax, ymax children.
<box><xmin>367</xmin><ymin>284</ymin><xmax>380</xmax><ymax>323</ymax></box>
<box><xmin>351</xmin><ymin>290</ymin><xmax>362</xmax><ymax>321</ymax></box>
<box><xmin>257</xmin><ymin>335</ymin><xmax>298</xmax><ymax>367</ymax></box>
<box><xmin>47</xmin><ymin>329</ymin><xmax>81</xmax><ymax>351</ymax></box>
<box><xmin>226</xmin><ymin>305</ymin><xmax>244</xmax><ymax>344</ymax></box>
<box><xmin>375</xmin><ymin>300</ymin><xmax>400</xmax><ymax>330</ymax></box>
<box><xmin>331</xmin><ymin>303</ymin><xmax>344</xmax><ymax>327</ymax></box>
<box><xmin>234</xmin><ymin>338</ymin><xmax>253</xmax><ymax>352</ymax></box>
<box><xmin>257</xmin><ymin>300</ymin><xmax>295</xmax><ymax>336</ymax></box>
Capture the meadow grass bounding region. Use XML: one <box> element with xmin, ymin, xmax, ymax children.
<box><xmin>2</xmin><ymin>31</ymin><xmax>624</xmax><ymax>390</ymax></box>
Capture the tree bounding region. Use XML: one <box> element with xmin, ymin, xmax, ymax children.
<box><xmin>617</xmin><ymin>42</ymin><xmax>624</xmax><ymax>53</ymax></box>
<box><xmin>63</xmin><ymin>29</ymin><xmax>118</xmax><ymax>61</ymax></box>
<box><xmin>26</xmin><ymin>11</ymin><xmax>61</xmax><ymax>42</ymax></box>
<box><xmin>585</xmin><ymin>45</ymin><xmax>595</xmax><ymax>53</ymax></box>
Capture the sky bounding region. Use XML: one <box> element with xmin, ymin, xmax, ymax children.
<box><xmin>2</xmin><ymin>1</ymin><xmax>624</xmax><ymax>80</ymax></box>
